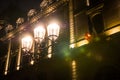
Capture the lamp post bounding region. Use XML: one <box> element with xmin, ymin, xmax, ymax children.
<box><xmin>20</xmin><ymin>22</ymin><xmax>60</xmax><ymax>66</ymax></box>
<box><xmin>3</xmin><ymin>0</ymin><xmax>67</xmax><ymax>75</ymax></box>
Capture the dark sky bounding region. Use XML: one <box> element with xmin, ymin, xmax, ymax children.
<box><xmin>0</xmin><ymin>0</ymin><xmax>43</xmax><ymax>57</ymax></box>
<box><xmin>0</xmin><ymin>0</ymin><xmax>42</xmax><ymax>25</ymax></box>
<box><xmin>0</xmin><ymin>0</ymin><xmax>42</xmax><ymax>13</ymax></box>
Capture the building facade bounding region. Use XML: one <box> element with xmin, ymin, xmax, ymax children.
<box><xmin>0</xmin><ymin>0</ymin><xmax>120</xmax><ymax>80</ymax></box>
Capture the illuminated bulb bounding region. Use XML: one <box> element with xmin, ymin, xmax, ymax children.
<box><xmin>72</xmin><ymin>60</ymin><xmax>77</xmax><ymax>80</ymax></box>
<box><xmin>16</xmin><ymin>66</ymin><xmax>20</xmax><ymax>70</ymax></box>
<box><xmin>47</xmin><ymin>54</ymin><xmax>52</xmax><ymax>58</ymax></box>
<box><xmin>70</xmin><ymin>44</ymin><xmax>75</xmax><ymax>48</ymax></box>
<box><xmin>21</xmin><ymin>36</ymin><xmax>33</xmax><ymax>52</ymax></box>
<box><xmin>4</xmin><ymin>71</ymin><xmax>7</xmax><ymax>75</ymax></box>
<box><xmin>72</xmin><ymin>60</ymin><xmax>76</xmax><ymax>66</ymax></box>
<box><xmin>34</xmin><ymin>26</ymin><xmax>45</xmax><ymax>43</ymax></box>
<box><xmin>47</xmin><ymin>23</ymin><xmax>60</xmax><ymax>41</ymax></box>
<box><xmin>30</xmin><ymin>60</ymin><xmax>34</xmax><ymax>65</ymax></box>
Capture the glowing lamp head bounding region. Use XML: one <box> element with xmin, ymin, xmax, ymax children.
<box><xmin>47</xmin><ymin>54</ymin><xmax>52</xmax><ymax>58</ymax></box>
<box><xmin>21</xmin><ymin>36</ymin><xmax>33</xmax><ymax>52</ymax></box>
<box><xmin>47</xmin><ymin>23</ymin><xmax>60</xmax><ymax>41</ymax></box>
<box><xmin>30</xmin><ymin>60</ymin><xmax>34</xmax><ymax>65</ymax></box>
<box><xmin>34</xmin><ymin>25</ymin><xmax>46</xmax><ymax>43</ymax></box>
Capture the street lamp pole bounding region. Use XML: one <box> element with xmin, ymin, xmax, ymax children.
<box><xmin>20</xmin><ymin>22</ymin><xmax>60</xmax><ymax>66</ymax></box>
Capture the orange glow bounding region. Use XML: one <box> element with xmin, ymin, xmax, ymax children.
<box><xmin>85</xmin><ymin>33</ymin><xmax>91</xmax><ymax>40</ymax></box>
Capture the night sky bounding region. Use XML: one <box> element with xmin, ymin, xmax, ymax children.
<box><xmin>0</xmin><ymin>0</ymin><xmax>42</xmax><ymax>58</ymax></box>
<box><xmin>0</xmin><ymin>0</ymin><xmax>42</xmax><ymax>13</ymax></box>
<box><xmin>0</xmin><ymin>0</ymin><xmax>42</xmax><ymax>24</ymax></box>
<box><xmin>0</xmin><ymin>0</ymin><xmax>43</xmax><ymax>79</ymax></box>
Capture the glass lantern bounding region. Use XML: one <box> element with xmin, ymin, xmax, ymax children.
<box><xmin>34</xmin><ymin>25</ymin><xmax>46</xmax><ymax>43</ymax></box>
<box><xmin>21</xmin><ymin>36</ymin><xmax>33</xmax><ymax>52</ymax></box>
<box><xmin>47</xmin><ymin>23</ymin><xmax>60</xmax><ymax>41</ymax></box>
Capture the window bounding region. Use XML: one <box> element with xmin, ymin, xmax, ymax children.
<box><xmin>92</xmin><ymin>13</ymin><xmax>104</xmax><ymax>34</ymax></box>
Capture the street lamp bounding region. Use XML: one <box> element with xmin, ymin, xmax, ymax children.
<box><xmin>21</xmin><ymin>36</ymin><xmax>33</xmax><ymax>52</ymax></box>
<box><xmin>47</xmin><ymin>23</ymin><xmax>60</xmax><ymax>41</ymax></box>
<box><xmin>20</xmin><ymin>22</ymin><xmax>60</xmax><ymax>66</ymax></box>
<box><xmin>3</xmin><ymin>0</ymin><xmax>66</xmax><ymax>75</ymax></box>
<box><xmin>34</xmin><ymin>24</ymin><xmax>46</xmax><ymax>43</ymax></box>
